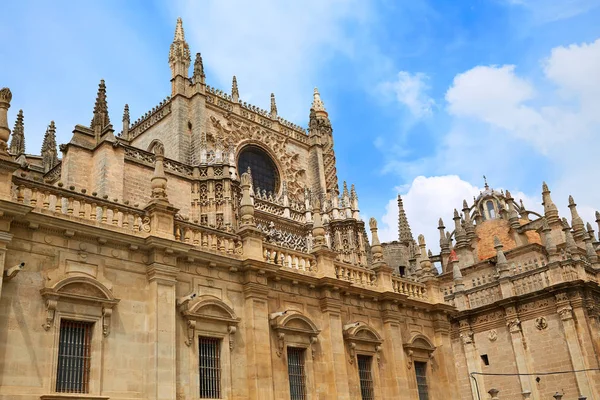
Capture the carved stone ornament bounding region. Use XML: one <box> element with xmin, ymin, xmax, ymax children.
<box><xmin>403</xmin><ymin>334</ymin><xmax>436</xmax><ymax>371</ymax></box>
<box><xmin>269</xmin><ymin>311</ymin><xmax>321</xmax><ymax>358</ymax></box>
<box><xmin>535</xmin><ymin>316</ymin><xmax>548</xmax><ymax>330</ymax></box>
<box><xmin>488</xmin><ymin>329</ymin><xmax>498</xmax><ymax>342</ymax></box>
<box><xmin>40</xmin><ymin>276</ymin><xmax>119</xmax><ymax>335</ymax></box>
<box><xmin>343</xmin><ymin>322</ymin><xmax>384</xmax><ymax>365</ymax></box>
<box><xmin>506</xmin><ymin>318</ymin><xmax>521</xmax><ymax>333</ymax></box>
<box><xmin>460</xmin><ymin>330</ymin><xmax>474</xmax><ymax>345</ymax></box>
<box><xmin>557</xmin><ymin>305</ymin><xmax>573</xmax><ymax>321</ymax></box>
<box><xmin>177</xmin><ymin>295</ymin><xmax>240</xmax><ymax>347</ymax></box>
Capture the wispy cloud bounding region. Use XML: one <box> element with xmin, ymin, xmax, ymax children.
<box><xmin>378</xmin><ymin>71</ymin><xmax>435</xmax><ymax>118</ymax></box>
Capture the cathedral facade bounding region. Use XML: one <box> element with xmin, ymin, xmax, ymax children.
<box><xmin>0</xmin><ymin>19</ymin><xmax>457</xmax><ymax>400</ymax></box>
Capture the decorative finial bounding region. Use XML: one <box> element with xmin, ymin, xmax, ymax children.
<box><xmin>311</xmin><ymin>87</ymin><xmax>327</xmax><ymax>113</ymax></box>
<box><xmin>232</xmin><ymin>76</ymin><xmax>239</xmax><ymax>102</ymax></box>
<box><xmin>9</xmin><ymin>109</ymin><xmax>25</xmax><ymax>155</ymax></box>
<box><xmin>483</xmin><ymin>175</ymin><xmax>489</xmax><ymax>189</ymax></box>
<box><xmin>91</xmin><ymin>79</ymin><xmax>110</xmax><ymax>132</ymax></box>
<box><xmin>193</xmin><ymin>53</ymin><xmax>205</xmax><ymax>84</ymax></box>
<box><xmin>169</xmin><ymin>17</ymin><xmax>191</xmax><ymax>77</ymax></box>
<box><xmin>174</xmin><ymin>17</ymin><xmax>185</xmax><ymax>42</ymax></box>
<box><xmin>462</xmin><ymin>199</ymin><xmax>468</xmax><ymax>210</ymax></box>
<box><xmin>150</xmin><ymin>141</ymin><xmax>168</xmax><ymax>200</ymax></box>
<box><xmin>398</xmin><ymin>194</ymin><xmax>414</xmax><ymax>244</ymax></box>
<box><xmin>438</xmin><ymin>218</ymin><xmax>444</xmax><ymax>228</ymax></box>
<box><xmin>123</xmin><ymin>104</ymin><xmax>129</xmax><ymax>121</ymax></box>
<box><xmin>369</xmin><ymin>217</ymin><xmax>383</xmax><ymax>262</ymax></box>
<box><xmin>41</xmin><ymin>121</ymin><xmax>58</xmax><ymax>172</ymax></box>
<box><xmin>270</xmin><ymin>93</ymin><xmax>277</xmax><ymax>118</ymax></box>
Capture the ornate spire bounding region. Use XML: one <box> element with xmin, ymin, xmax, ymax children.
<box><xmin>239</xmin><ymin>168</ymin><xmax>256</xmax><ymax>227</ymax></box>
<box><xmin>150</xmin><ymin>142</ymin><xmax>168</xmax><ymax>200</ymax></box>
<box><xmin>270</xmin><ymin>93</ymin><xmax>277</xmax><ymax>118</ymax></box>
<box><xmin>350</xmin><ymin>184</ymin><xmax>359</xmax><ymax>220</ymax></box>
<box><xmin>568</xmin><ymin>195</ymin><xmax>585</xmax><ymax>240</ymax></box>
<box><xmin>438</xmin><ymin>218</ymin><xmax>449</xmax><ymax>252</ymax></box>
<box><xmin>311</xmin><ymin>87</ymin><xmax>327</xmax><ymax>114</ymax></box>
<box><xmin>169</xmin><ymin>17</ymin><xmax>191</xmax><ymax>91</ymax></box>
<box><xmin>342</xmin><ymin>181</ymin><xmax>350</xmax><ymax>200</ymax></box>
<box><xmin>370</xmin><ymin>218</ymin><xmax>383</xmax><ymax>263</ymax></box>
<box><xmin>193</xmin><ymin>53</ymin><xmax>205</xmax><ymax>84</ymax></box>
<box><xmin>494</xmin><ymin>236</ymin><xmax>510</xmax><ymax>278</ymax></box>
<box><xmin>583</xmin><ymin>223</ymin><xmax>598</xmax><ymax>263</ymax></box>
<box><xmin>121</xmin><ymin>104</ymin><xmax>130</xmax><ymax>140</ymax></box>
<box><xmin>231</xmin><ymin>76</ymin><xmax>239</xmax><ymax>103</ymax></box>
<box><xmin>398</xmin><ymin>195</ymin><xmax>414</xmax><ymax>244</ymax></box>
<box><xmin>41</xmin><ymin>121</ymin><xmax>58</xmax><ymax>172</ymax></box>
<box><xmin>0</xmin><ymin>87</ymin><xmax>12</xmax><ymax>155</ymax></box>
<box><xmin>453</xmin><ymin>208</ymin><xmax>467</xmax><ymax>247</ymax></box>
<box><xmin>91</xmin><ymin>79</ymin><xmax>110</xmax><ymax>132</ymax></box>
<box><xmin>311</xmin><ymin>194</ymin><xmax>327</xmax><ymax>250</ymax></box>
<box><xmin>9</xmin><ymin>109</ymin><xmax>25</xmax><ymax>155</ymax></box>
<box><xmin>561</xmin><ymin>218</ymin><xmax>579</xmax><ymax>256</ymax></box>
<box><xmin>542</xmin><ymin>181</ymin><xmax>559</xmax><ymax>224</ymax></box>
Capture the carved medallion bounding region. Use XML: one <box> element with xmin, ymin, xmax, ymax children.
<box><xmin>535</xmin><ymin>316</ymin><xmax>548</xmax><ymax>330</ymax></box>
<box><xmin>488</xmin><ymin>329</ymin><xmax>498</xmax><ymax>342</ymax></box>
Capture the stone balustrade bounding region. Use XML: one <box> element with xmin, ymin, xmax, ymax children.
<box><xmin>13</xmin><ymin>179</ymin><xmax>147</xmax><ymax>235</ymax></box>
<box><xmin>335</xmin><ymin>263</ymin><xmax>377</xmax><ymax>287</ymax></box>
<box><xmin>174</xmin><ymin>220</ymin><xmax>242</xmax><ymax>258</ymax></box>
<box><xmin>392</xmin><ymin>276</ymin><xmax>427</xmax><ymax>299</ymax></box>
<box><xmin>263</xmin><ymin>243</ymin><xmax>316</xmax><ymax>273</ymax></box>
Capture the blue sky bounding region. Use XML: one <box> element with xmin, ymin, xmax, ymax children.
<box><xmin>2</xmin><ymin>0</ymin><xmax>600</xmax><ymax>249</ymax></box>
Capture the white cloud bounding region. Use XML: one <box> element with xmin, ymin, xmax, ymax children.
<box><xmin>378</xmin><ymin>71</ymin><xmax>435</xmax><ymax>118</ymax></box>
<box><xmin>173</xmin><ymin>0</ymin><xmax>371</xmax><ymax>123</ymax></box>
<box><xmin>505</xmin><ymin>0</ymin><xmax>600</xmax><ymax>23</ymax></box>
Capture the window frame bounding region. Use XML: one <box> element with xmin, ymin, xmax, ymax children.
<box><xmin>286</xmin><ymin>346</ymin><xmax>308</xmax><ymax>400</ymax></box>
<box><xmin>414</xmin><ymin>361</ymin><xmax>429</xmax><ymax>400</ymax></box>
<box><xmin>55</xmin><ymin>319</ymin><xmax>94</xmax><ymax>394</ymax></box>
<box><xmin>357</xmin><ymin>354</ymin><xmax>375</xmax><ymax>400</ymax></box>
<box><xmin>198</xmin><ymin>336</ymin><xmax>223</xmax><ymax>399</ymax></box>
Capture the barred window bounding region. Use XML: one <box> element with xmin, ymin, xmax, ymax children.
<box><xmin>56</xmin><ymin>320</ymin><xmax>93</xmax><ymax>393</ymax></box>
<box><xmin>415</xmin><ymin>361</ymin><xmax>429</xmax><ymax>400</ymax></box>
<box><xmin>357</xmin><ymin>355</ymin><xmax>375</xmax><ymax>400</ymax></box>
<box><xmin>199</xmin><ymin>337</ymin><xmax>221</xmax><ymax>398</ymax></box>
<box><xmin>287</xmin><ymin>347</ymin><xmax>307</xmax><ymax>400</ymax></box>
<box><xmin>237</xmin><ymin>145</ymin><xmax>279</xmax><ymax>195</ymax></box>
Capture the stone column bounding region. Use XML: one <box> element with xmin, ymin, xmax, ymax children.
<box><xmin>243</xmin><ymin>268</ymin><xmax>275</xmax><ymax>400</ymax></box>
<box><xmin>316</xmin><ymin>288</ymin><xmax>351</xmax><ymax>400</ymax></box>
<box><xmin>432</xmin><ymin>311</ymin><xmax>459</xmax><ymax>396</ymax></box>
<box><xmin>555</xmin><ymin>293</ymin><xmax>598</xmax><ymax>399</ymax></box>
<box><xmin>146</xmin><ymin>260</ymin><xmax>178</xmax><ymax>400</ymax></box>
<box><xmin>458</xmin><ymin>319</ymin><xmax>482</xmax><ymax>400</ymax></box>
<box><xmin>504</xmin><ymin>306</ymin><xmax>538</xmax><ymax>399</ymax></box>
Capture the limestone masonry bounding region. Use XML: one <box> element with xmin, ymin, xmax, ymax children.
<box><xmin>0</xmin><ymin>17</ymin><xmax>598</xmax><ymax>400</ymax></box>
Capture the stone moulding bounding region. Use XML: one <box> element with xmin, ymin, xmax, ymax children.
<box><xmin>270</xmin><ymin>311</ymin><xmax>320</xmax><ymax>358</ymax></box>
<box><xmin>40</xmin><ymin>395</ymin><xmax>110</xmax><ymax>400</ymax></box>
<box><xmin>178</xmin><ymin>295</ymin><xmax>240</xmax><ymax>348</ymax></box>
<box><xmin>403</xmin><ymin>334</ymin><xmax>436</xmax><ymax>369</ymax></box>
<box><xmin>343</xmin><ymin>322</ymin><xmax>383</xmax><ymax>365</ymax></box>
<box><xmin>40</xmin><ymin>276</ymin><xmax>120</xmax><ymax>336</ymax></box>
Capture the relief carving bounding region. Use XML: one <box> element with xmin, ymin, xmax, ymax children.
<box><xmin>535</xmin><ymin>316</ymin><xmax>548</xmax><ymax>330</ymax></box>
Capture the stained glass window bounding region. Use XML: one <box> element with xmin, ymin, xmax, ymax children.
<box><xmin>238</xmin><ymin>146</ymin><xmax>279</xmax><ymax>195</ymax></box>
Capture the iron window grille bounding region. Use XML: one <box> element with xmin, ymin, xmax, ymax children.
<box><xmin>287</xmin><ymin>347</ymin><xmax>307</xmax><ymax>400</ymax></box>
<box><xmin>357</xmin><ymin>355</ymin><xmax>375</xmax><ymax>400</ymax></box>
<box><xmin>199</xmin><ymin>337</ymin><xmax>221</xmax><ymax>398</ymax></box>
<box><xmin>415</xmin><ymin>361</ymin><xmax>429</xmax><ymax>400</ymax></box>
<box><xmin>56</xmin><ymin>319</ymin><xmax>93</xmax><ymax>393</ymax></box>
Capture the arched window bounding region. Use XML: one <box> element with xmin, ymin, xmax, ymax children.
<box><xmin>486</xmin><ymin>200</ymin><xmax>496</xmax><ymax>219</ymax></box>
<box><xmin>237</xmin><ymin>145</ymin><xmax>280</xmax><ymax>194</ymax></box>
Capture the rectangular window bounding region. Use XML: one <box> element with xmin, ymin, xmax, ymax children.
<box><xmin>415</xmin><ymin>361</ymin><xmax>429</xmax><ymax>400</ymax></box>
<box><xmin>287</xmin><ymin>347</ymin><xmax>307</xmax><ymax>400</ymax></box>
<box><xmin>56</xmin><ymin>320</ymin><xmax>93</xmax><ymax>393</ymax></box>
<box><xmin>357</xmin><ymin>355</ymin><xmax>375</xmax><ymax>400</ymax></box>
<box><xmin>199</xmin><ymin>337</ymin><xmax>221</xmax><ymax>399</ymax></box>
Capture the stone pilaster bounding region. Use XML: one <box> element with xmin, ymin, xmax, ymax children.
<box><xmin>431</xmin><ymin>311</ymin><xmax>458</xmax><ymax>398</ymax></box>
<box><xmin>146</xmin><ymin>260</ymin><xmax>179</xmax><ymax>400</ymax></box>
<box><xmin>504</xmin><ymin>305</ymin><xmax>538</xmax><ymax>399</ymax></box>
<box><xmin>458</xmin><ymin>319</ymin><xmax>481</xmax><ymax>400</ymax></box>
<box><xmin>316</xmin><ymin>288</ymin><xmax>350</xmax><ymax>400</ymax></box>
<box><xmin>243</xmin><ymin>267</ymin><xmax>275</xmax><ymax>400</ymax></box>
<box><xmin>555</xmin><ymin>292</ymin><xmax>598</xmax><ymax>399</ymax></box>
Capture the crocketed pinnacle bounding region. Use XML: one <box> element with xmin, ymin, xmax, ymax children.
<box><xmin>541</xmin><ymin>181</ymin><xmax>559</xmax><ymax>223</ymax></box>
<box><xmin>568</xmin><ymin>195</ymin><xmax>585</xmax><ymax>238</ymax></box>
<box><xmin>122</xmin><ymin>104</ymin><xmax>129</xmax><ymax>121</ymax></box>
<box><xmin>193</xmin><ymin>53</ymin><xmax>205</xmax><ymax>83</ymax></box>
<box><xmin>232</xmin><ymin>76</ymin><xmax>239</xmax><ymax>101</ymax></box>
<box><xmin>311</xmin><ymin>87</ymin><xmax>327</xmax><ymax>114</ymax></box>
<box><xmin>397</xmin><ymin>195</ymin><xmax>414</xmax><ymax>244</ymax></box>
<box><xmin>169</xmin><ymin>17</ymin><xmax>191</xmax><ymax>64</ymax></box>
<box><xmin>41</xmin><ymin>121</ymin><xmax>58</xmax><ymax>172</ymax></box>
<box><xmin>91</xmin><ymin>79</ymin><xmax>110</xmax><ymax>130</ymax></box>
<box><xmin>9</xmin><ymin>109</ymin><xmax>25</xmax><ymax>155</ymax></box>
<box><xmin>270</xmin><ymin>93</ymin><xmax>277</xmax><ymax>118</ymax></box>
